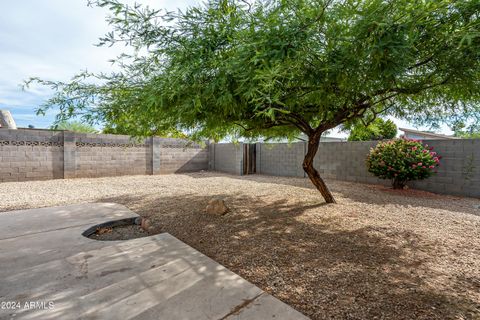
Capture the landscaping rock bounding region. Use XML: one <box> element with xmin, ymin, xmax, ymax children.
<box><xmin>205</xmin><ymin>198</ymin><xmax>229</xmax><ymax>215</ymax></box>
<box><xmin>141</xmin><ymin>218</ymin><xmax>151</xmax><ymax>231</ymax></box>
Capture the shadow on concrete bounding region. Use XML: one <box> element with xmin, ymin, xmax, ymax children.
<box><xmin>97</xmin><ymin>192</ymin><xmax>479</xmax><ymax>320</ymax></box>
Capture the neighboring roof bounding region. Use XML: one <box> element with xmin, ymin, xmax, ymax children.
<box><xmin>399</xmin><ymin>127</ymin><xmax>460</xmax><ymax>139</ymax></box>
<box><xmin>320</xmin><ymin>136</ymin><xmax>346</xmax><ymax>142</ymax></box>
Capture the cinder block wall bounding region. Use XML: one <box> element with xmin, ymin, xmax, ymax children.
<box><xmin>74</xmin><ymin>133</ymin><xmax>152</xmax><ymax>178</ymax></box>
<box><xmin>0</xmin><ymin>129</ymin><xmax>64</xmax><ymax>181</ymax></box>
<box><xmin>257</xmin><ymin>143</ymin><xmax>305</xmax><ymax>177</ymax></box>
<box><xmin>313</xmin><ymin>141</ymin><xmax>385</xmax><ymax>185</ymax></box>
<box><xmin>158</xmin><ymin>138</ymin><xmax>208</xmax><ymax>174</ymax></box>
<box><xmin>209</xmin><ymin>143</ymin><xmax>243</xmax><ymax>175</ymax></box>
<box><xmin>211</xmin><ymin>139</ymin><xmax>480</xmax><ymax>198</ymax></box>
<box><xmin>0</xmin><ymin>129</ymin><xmax>208</xmax><ymax>182</ymax></box>
<box><xmin>411</xmin><ymin>139</ymin><xmax>480</xmax><ymax>197</ymax></box>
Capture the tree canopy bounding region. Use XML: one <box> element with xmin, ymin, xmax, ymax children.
<box><xmin>27</xmin><ymin>0</ymin><xmax>480</xmax><ymax>203</ymax></box>
<box><xmin>346</xmin><ymin>118</ymin><xmax>397</xmax><ymax>141</ymax></box>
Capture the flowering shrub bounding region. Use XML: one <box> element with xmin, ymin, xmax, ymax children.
<box><xmin>366</xmin><ymin>138</ymin><xmax>441</xmax><ymax>189</ymax></box>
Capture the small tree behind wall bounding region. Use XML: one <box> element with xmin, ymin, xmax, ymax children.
<box><xmin>27</xmin><ymin>0</ymin><xmax>480</xmax><ymax>203</ymax></box>
<box><xmin>52</xmin><ymin>121</ymin><xmax>98</xmax><ymax>133</ymax></box>
<box><xmin>346</xmin><ymin>118</ymin><xmax>397</xmax><ymax>141</ymax></box>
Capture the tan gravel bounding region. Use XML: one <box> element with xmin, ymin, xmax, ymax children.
<box><xmin>1</xmin><ymin>172</ymin><xmax>479</xmax><ymax>319</ymax></box>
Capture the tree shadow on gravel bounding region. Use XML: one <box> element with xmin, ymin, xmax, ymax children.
<box><xmin>99</xmin><ymin>192</ymin><xmax>479</xmax><ymax>320</ymax></box>
<box><xmin>183</xmin><ymin>172</ymin><xmax>480</xmax><ymax>216</ymax></box>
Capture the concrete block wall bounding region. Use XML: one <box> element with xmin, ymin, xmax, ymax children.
<box><xmin>313</xmin><ymin>141</ymin><xmax>386</xmax><ymax>185</ymax></box>
<box><xmin>74</xmin><ymin>133</ymin><xmax>151</xmax><ymax>178</ymax></box>
<box><xmin>0</xmin><ymin>129</ymin><xmax>64</xmax><ymax>182</ymax></box>
<box><xmin>211</xmin><ymin>139</ymin><xmax>480</xmax><ymax>198</ymax></box>
<box><xmin>257</xmin><ymin>143</ymin><xmax>305</xmax><ymax>177</ymax></box>
<box><xmin>411</xmin><ymin>139</ymin><xmax>480</xmax><ymax>197</ymax></box>
<box><xmin>0</xmin><ymin>129</ymin><xmax>208</xmax><ymax>182</ymax></box>
<box><xmin>158</xmin><ymin>138</ymin><xmax>208</xmax><ymax>174</ymax></box>
<box><xmin>209</xmin><ymin>143</ymin><xmax>243</xmax><ymax>175</ymax></box>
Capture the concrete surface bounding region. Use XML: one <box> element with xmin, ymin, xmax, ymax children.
<box><xmin>0</xmin><ymin>203</ymin><xmax>308</xmax><ymax>320</ymax></box>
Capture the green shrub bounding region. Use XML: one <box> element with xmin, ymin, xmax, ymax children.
<box><xmin>347</xmin><ymin>118</ymin><xmax>397</xmax><ymax>141</ymax></box>
<box><xmin>366</xmin><ymin>139</ymin><xmax>441</xmax><ymax>189</ymax></box>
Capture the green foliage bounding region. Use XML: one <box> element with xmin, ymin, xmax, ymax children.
<box><xmin>51</xmin><ymin>121</ymin><xmax>97</xmax><ymax>133</ymax></box>
<box><xmin>26</xmin><ymin>0</ymin><xmax>480</xmax><ymax>141</ymax></box>
<box><xmin>366</xmin><ymin>139</ymin><xmax>441</xmax><ymax>188</ymax></box>
<box><xmin>451</xmin><ymin>120</ymin><xmax>480</xmax><ymax>138</ymax></box>
<box><xmin>347</xmin><ymin>118</ymin><xmax>397</xmax><ymax>141</ymax></box>
<box><xmin>102</xmin><ymin>123</ymin><xmax>187</xmax><ymax>138</ymax></box>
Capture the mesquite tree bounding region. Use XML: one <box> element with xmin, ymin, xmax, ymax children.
<box><xmin>28</xmin><ymin>0</ymin><xmax>480</xmax><ymax>203</ymax></box>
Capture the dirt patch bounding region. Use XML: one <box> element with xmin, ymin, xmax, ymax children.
<box><xmin>88</xmin><ymin>224</ymin><xmax>149</xmax><ymax>241</ymax></box>
<box><xmin>1</xmin><ymin>172</ymin><xmax>479</xmax><ymax>319</ymax></box>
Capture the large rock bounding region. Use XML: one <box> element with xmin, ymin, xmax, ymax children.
<box><xmin>140</xmin><ymin>218</ymin><xmax>151</xmax><ymax>231</ymax></box>
<box><xmin>0</xmin><ymin>110</ymin><xmax>17</xmax><ymax>129</ymax></box>
<box><xmin>205</xmin><ymin>199</ymin><xmax>229</xmax><ymax>215</ymax></box>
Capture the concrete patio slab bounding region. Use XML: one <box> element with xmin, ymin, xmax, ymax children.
<box><xmin>0</xmin><ymin>203</ymin><xmax>308</xmax><ymax>320</ymax></box>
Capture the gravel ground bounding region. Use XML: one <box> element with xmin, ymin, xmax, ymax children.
<box><xmin>88</xmin><ymin>225</ymin><xmax>149</xmax><ymax>241</ymax></box>
<box><xmin>1</xmin><ymin>172</ymin><xmax>479</xmax><ymax>319</ymax></box>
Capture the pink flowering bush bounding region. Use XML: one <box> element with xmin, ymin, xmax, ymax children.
<box><xmin>366</xmin><ymin>138</ymin><xmax>441</xmax><ymax>189</ymax></box>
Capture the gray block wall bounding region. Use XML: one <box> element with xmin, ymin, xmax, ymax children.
<box><xmin>411</xmin><ymin>139</ymin><xmax>480</xmax><ymax>197</ymax></box>
<box><xmin>157</xmin><ymin>138</ymin><xmax>208</xmax><ymax>174</ymax></box>
<box><xmin>209</xmin><ymin>143</ymin><xmax>243</xmax><ymax>175</ymax></box>
<box><xmin>313</xmin><ymin>141</ymin><xmax>386</xmax><ymax>185</ymax></box>
<box><xmin>3</xmin><ymin>127</ymin><xmax>478</xmax><ymax>198</ymax></box>
<box><xmin>0</xmin><ymin>129</ymin><xmax>208</xmax><ymax>182</ymax></box>
<box><xmin>0</xmin><ymin>129</ymin><xmax>64</xmax><ymax>181</ymax></box>
<box><xmin>211</xmin><ymin>139</ymin><xmax>480</xmax><ymax>198</ymax></box>
<box><xmin>257</xmin><ymin>143</ymin><xmax>305</xmax><ymax>177</ymax></box>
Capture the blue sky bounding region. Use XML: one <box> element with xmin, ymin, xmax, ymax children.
<box><xmin>0</xmin><ymin>0</ymin><xmax>453</xmax><ymax>136</ymax></box>
<box><xmin>0</xmin><ymin>0</ymin><xmax>195</xmax><ymax>128</ymax></box>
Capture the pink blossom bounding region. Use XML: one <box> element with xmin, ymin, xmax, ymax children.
<box><xmin>422</xmin><ymin>149</ymin><xmax>428</xmax><ymax>153</ymax></box>
<box><xmin>430</xmin><ymin>152</ymin><xmax>436</xmax><ymax>156</ymax></box>
<box><xmin>412</xmin><ymin>164</ymin><xmax>417</xmax><ymax>168</ymax></box>
<box><xmin>412</xmin><ymin>146</ymin><xmax>418</xmax><ymax>151</ymax></box>
<box><xmin>418</xmin><ymin>162</ymin><xmax>422</xmax><ymax>166</ymax></box>
<box><xmin>429</xmin><ymin>165</ymin><xmax>435</xmax><ymax>169</ymax></box>
<box><xmin>422</xmin><ymin>166</ymin><xmax>426</xmax><ymax>169</ymax></box>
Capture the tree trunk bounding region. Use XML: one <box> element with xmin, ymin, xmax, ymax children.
<box><xmin>392</xmin><ymin>178</ymin><xmax>406</xmax><ymax>189</ymax></box>
<box><xmin>303</xmin><ymin>133</ymin><xmax>336</xmax><ymax>203</ymax></box>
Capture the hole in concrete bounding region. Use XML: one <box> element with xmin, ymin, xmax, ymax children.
<box><xmin>82</xmin><ymin>217</ymin><xmax>149</xmax><ymax>241</ymax></box>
